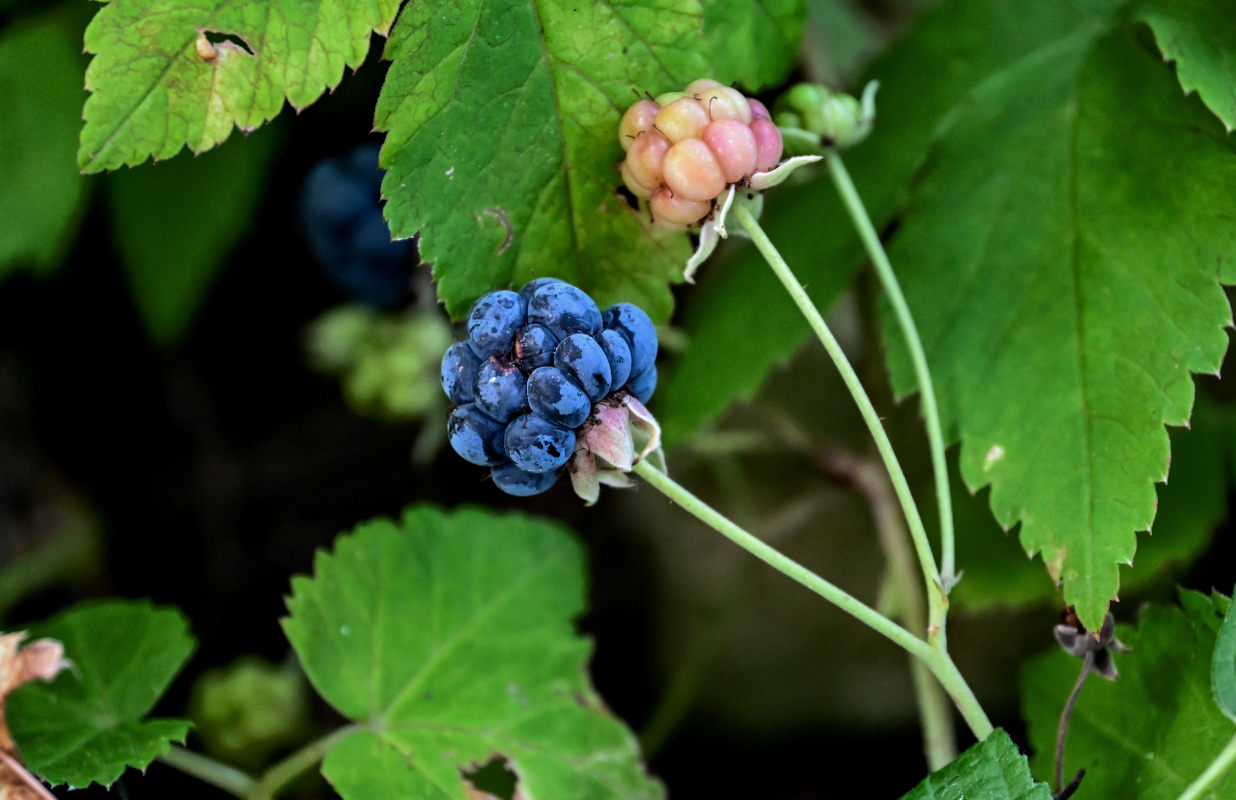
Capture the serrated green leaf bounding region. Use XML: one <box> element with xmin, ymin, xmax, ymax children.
<box><xmin>1215</xmin><ymin>583</ymin><xmax>1236</xmax><ymax>724</ymax></box>
<box><xmin>657</xmin><ymin>0</ymin><xmax>1122</xmax><ymax>447</ymax></box>
<box><xmin>0</xmin><ymin>8</ymin><xmax>91</xmax><ymax>278</ymax></box>
<box><xmin>283</xmin><ymin>506</ymin><xmax>662</xmax><ymax>800</ymax></box>
<box><xmin>883</xmin><ymin>29</ymin><xmax>1236</xmax><ymax>630</ymax></box>
<box><xmin>109</xmin><ymin>122</ymin><xmax>280</xmax><ymax>347</ymax></box>
<box><xmin>950</xmin><ymin>397</ymin><xmax>1229</xmax><ymax>612</ymax></box>
<box><xmin>376</xmin><ymin>0</ymin><xmax>805</xmax><ymax>322</ymax></box>
<box><xmin>900</xmin><ymin>729</ymin><xmax>1051</xmax><ymax>800</ymax></box>
<box><xmin>702</xmin><ymin>0</ymin><xmax>807</xmax><ymax>90</ymax></box>
<box><xmin>1022</xmin><ymin>591</ymin><xmax>1236</xmax><ymax>799</ymax></box>
<box><xmin>78</xmin><ymin>0</ymin><xmax>400</xmax><ymax>172</ymax></box>
<box><xmin>7</xmin><ymin>600</ymin><xmax>196</xmax><ymax>789</ymax></box>
<box><xmin>1136</xmin><ymin>0</ymin><xmax>1236</xmax><ymax>133</ymax></box>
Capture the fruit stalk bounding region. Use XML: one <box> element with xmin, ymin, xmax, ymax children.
<box><xmin>729</xmin><ymin>202</ymin><xmax>948</xmax><ymax>639</ymax></box>
<box><xmin>632</xmin><ymin>459</ymin><xmax>933</xmax><ymax>661</ymax></box>
<box><xmin>158</xmin><ymin>746</ymin><xmax>255</xmax><ymax>798</ymax></box>
<box><xmin>818</xmin><ymin>448</ymin><xmax>956</xmax><ymax>769</ymax></box>
<box><xmin>633</xmin><ymin>459</ymin><xmax>994</xmax><ymax>740</ymax></box>
<box><xmin>824</xmin><ymin>150</ymin><xmax>957</xmax><ymax>587</ymax></box>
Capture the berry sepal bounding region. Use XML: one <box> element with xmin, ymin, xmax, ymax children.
<box><xmin>682</xmin><ymin>153</ymin><xmax>821</xmax><ymax>283</ymax></box>
<box><xmin>746</xmin><ymin>155</ymin><xmax>823</xmax><ymax>192</ymax></box>
<box><xmin>568</xmin><ymin>393</ymin><xmax>664</xmax><ymax>505</ymax></box>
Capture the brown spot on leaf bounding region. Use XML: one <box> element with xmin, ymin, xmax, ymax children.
<box><xmin>480</xmin><ymin>208</ymin><xmax>514</xmax><ymax>255</ymax></box>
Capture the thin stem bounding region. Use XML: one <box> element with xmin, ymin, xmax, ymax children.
<box><xmin>158</xmin><ymin>747</ymin><xmax>255</xmax><ymax>798</ymax></box>
<box><xmin>825</xmin><ymin>150</ymin><xmax>957</xmax><ymax>586</ymax></box>
<box><xmin>922</xmin><ymin>647</ymin><xmax>994</xmax><ymax>741</ymax></box>
<box><xmin>819</xmin><ymin>448</ymin><xmax>956</xmax><ymax>769</ymax></box>
<box><xmin>1177</xmin><ymin>731</ymin><xmax>1236</xmax><ymax>800</ymax></box>
<box><xmin>731</xmin><ymin>202</ymin><xmax>947</xmax><ymax>638</ymax></box>
<box><xmin>910</xmin><ymin>658</ymin><xmax>957</xmax><ymax>769</ymax></box>
<box><xmin>248</xmin><ymin>725</ymin><xmax>360</xmax><ymax>800</ymax></box>
<box><xmin>634</xmin><ymin>459</ymin><xmax>931</xmax><ymax>660</ymax></box>
<box><xmin>0</xmin><ymin>749</ymin><xmax>58</xmax><ymax>800</ymax></box>
<box><xmin>1055</xmin><ymin>653</ymin><xmax>1094</xmax><ymax>793</ymax></box>
<box><xmin>633</xmin><ymin>460</ymin><xmax>994</xmax><ymax>740</ymax></box>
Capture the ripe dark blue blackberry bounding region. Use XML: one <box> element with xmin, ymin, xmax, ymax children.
<box><xmin>595</xmin><ymin>329</ymin><xmax>633</xmax><ymax>393</ymax></box>
<box><xmin>491</xmin><ymin>461</ymin><xmax>559</xmax><ymax>496</ymax></box>
<box><xmin>527</xmin><ymin>282</ymin><xmax>602</xmax><ymax>339</ymax></box>
<box><xmin>504</xmin><ymin>413</ymin><xmax>575</xmax><ymax>473</ymax></box>
<box><xmin>447</xmin><ymin>404</ymin><xmax>507</xmax><ymax>466</ymax></box>
<box><xmin>513</xmin><ymin>324</ymin><xmax>557</xmax><ymax>371</ymax></box>
<box><xmin>602</xmin><ymin>303</ymin><xmax>658</xmax><ymax>379</ymax></box>
<box><xmin>527</xmin><ymin>366</ymin><xmax>592</xmax><ymax>428</ymax></box>
<box><xmin>440</xmin><ymin>279</ymin><xmax>660</xmax><ymax>496</ymax></box>
<box><xmin>466</xmin><ymin>290</ymin><xmax>523</xmax><ymax>359</ymax></box>
<box><xmin>474</xmin><ymin>358</ymin><xmax>529</xmax><ymax>422</ymax></box>
<box><xmin>299</xmin><ymin>144</ymin><xmax>415</xmax><ymax>309</ymax></box>
<box><xmin>554</xmin><ymin>333</ymin><xmax>612</xmax><ymax>402</ymax></box>
<box><xmin>441</xmin><ymin>342</ymin><xmax>480</xmax><ymax>405</ymax></box>
<box><xmin>628</xmin><ymin>364</ymin><xmax>658</xmax><ymax>405</ymax></box>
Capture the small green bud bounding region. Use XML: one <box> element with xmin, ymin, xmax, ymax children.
<box><xmin>772</xmin><ymin>109</ymin><xmax>803</xmax><ymax>131</ymax></box>
<box><xmin>775</xmin><ymin>81</ymin><xmax>878</xmax><ymax>150</ymax></box>
<box><xmin>189</xmin><ymin>656</ymin><xmax>309</xmax><ymax>768</ymax></box>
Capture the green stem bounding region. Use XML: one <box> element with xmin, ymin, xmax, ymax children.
<box><xmin>730</xmin><ymin>202</ymin><xmax>947</xmax><ymax>638</ymax></box>
<box><xmin>158</xmin><ymin>747</ymin><xmax>255</xmax><ymax>798</ymax></box>
<box><xmin>634</xmin><ymin>460</ymin><xmax>929</xmax><ymax>659</ymax></box>
<box><xmin>922</xmin><ymin>647</ymin><xmax>994</xmax><ymax>741</ymax></box>
<box><xmin>160</xmin><ymin>726</ymin><xmax>360</xmax><ymax>800</ymax></box>
<box><xmin>821</xmin><ymin>448</ymin><xmax>956</xmax><ymax>769</ymax></box>
<box><xmin>824</xmin><ymin>150</ymin><xmax>957</xmax><ymax>586</ymax></box>
<box><xmin>910</xmin><ymin>658</ymin><xmax>957</xmax><ymax>769</ymax></box>
<box><xmin>1177</xmin><ymin>731</ymin><xmax>1236</xmax><ymax>800</ymax></box>
<box><xmin>633</xmin><ymin>460</ymin><xmax>993</xmax><ymax>741</ymax></box>
<box><xmin>248</xmin><ymin>725</ymin><xmax>360</xmax><ymax>800</ymax></box>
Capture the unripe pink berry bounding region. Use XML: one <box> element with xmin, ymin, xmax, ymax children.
<box><xmin>654</xmin><ymin>97</ymin><xmax>711</xmax><ymax>143</ymax></box>
<box><xmin>695</xmin><ymin>85</ymin><xmax>752</xmax><ymax>124</ymax></box>
<box><xmin>750</xmin><ymin>117</ymin><xmax>783</xmax><ymax>171</ymax></box>
<box><xmin>649</xmin><ymin>186</ymin><xmax>712</xmax><ymax>229</ymax></box>
<box><xmin>748</xmin><ymin>97</ymin><xmax>772</xmax><ymax>119</ymax></box>
<box><xmin>685</xmin><ymin>78</ymin><xmax>722</xmax><ymax>94</ymax></box>
<box><xmin>701</xmin><ymin>119</ymin><xmax>758</xmax><ymax>183</ymax></box>
<box><xmin>625</xmin><ymin>130</ymin><xmax>670</xmax><ymax>189</ymax></box>
<box><xmin>662</xmin><ymin>138</ymin><xmax>726</xmax><ymax>202</ymax></box>
<box><xmin>621</xmin><ymin>162</ymin><xmax>656</xmax><ymax>198</ymax></box>
<box><xmin>619</xmin><ymin>99</ymin><xmax>659</xmax><ymax>151</ymax></box>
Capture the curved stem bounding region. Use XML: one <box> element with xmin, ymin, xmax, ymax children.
<box><xmin>1177</xmin><ymin>731</ymin><xmax>1236</xmax><ymax>800</ymax></box>
<box><xmin>1055</xmin><ymin>654</ymin><xmax>1094</xmax><ymax>793</ymax></box>
<box><xmin>633</xmin><ymin>460</ymin><xmax>993</xmax><ymax>740</ymax></box>
<box><xmin>159</xmin><ymin>747</ymin><xmax>255</xmax><ymax>798</ymax></box>
<box><xmin>159</xmin><ymin>726</ymin><xmax>360</xmax><ymax>800</ymax></box>
<box><xmin>921</xmin><ymin>647</ymin><xmax>994</xmax><ymax>741</ymax></box>
<box><xmin>248</xmin><ymin>725</ymin><xmax>360</xmax><ymax>800</ymax></box>
<box><xmin>824</xmin><ymin>150</ymin><xmax>957</xmax><ymax>586</ymax></box>
<box><xmin>634</xmin><ymin>459</ymin><xmax>930</xmax><ymax>660</ymax></box>
<box><xmin>731</xmin><ymin>202</ymin><xmax>947</xmax><ymax>638</ymax></box>
<box><xmin>819</xmin><ymin>448</ymin><xmax>956</xmax><ymax>768</ymax></box>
